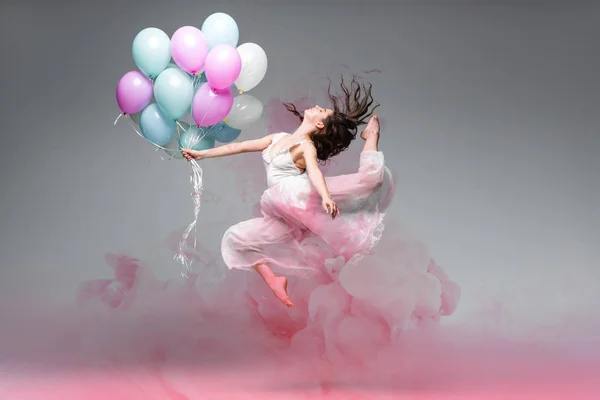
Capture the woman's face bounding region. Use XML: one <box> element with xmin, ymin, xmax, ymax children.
<box><xmin>304</xmin><ymin>105</ymin><xmax>334</xmax><ymax>130</ymax></box>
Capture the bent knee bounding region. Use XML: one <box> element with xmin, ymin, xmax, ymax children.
<box><xmin>359</xmin><ymin>169</ymin><xmax>385</xmax><ymax>190</ymax></box>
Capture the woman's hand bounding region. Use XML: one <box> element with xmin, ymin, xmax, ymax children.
<box><xmin>182</xmin><ymin>149</ymin><xmax>201</xmax><ymax>161</ymax></box>
<box><xmin>322</xmin><ymin>197</ymin><xmax>340</xmax><ymax>219</ymax></box>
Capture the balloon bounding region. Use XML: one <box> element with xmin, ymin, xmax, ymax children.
<box><xmin>166</xmin><ymin>62</ymin><xmax>198</xmax><ymax>82</ymax></box>
<box><xmin>132</xmin><ymin>28</ymin><xmax>171</xmax><ymax>78</ymax></box>
<box><xmin>139</xmin><ymin>103</ymin><xmax>175</xmax><ymax>147</ymax></box>
<box><xmin>201</xmin><ymin>12</ymin><xmax>239</xmax><ymax>49</ymax></box>
<box><xmin>204</xmin><ymin>45</ymin><xmax>241</xmax><ymax>90</ymax></box>
<box><xmin>189</xmin><ymin>73</ymin><xmax>243</xmax><ymax>114</ymax></box>
<box><xmin>224</xmin><ymin>94</ymin><xmax>263</xmax><ymax>129</ymax></box>
<box><xmin>186</xmin><ymin>69</ymin><xmax>235</xmax><ymax>93</ymax></box>
<box><xmin>188</xmin><ymin>72</ymin><xmax>208</xmax><ymax>114</ymax></box>
<box><xmin>235</xmin><ymin>43</ymin><xmax>268</xmax><ymax>92</ymax></box>
<box><xmin>192</xmin><ymin>83</ymin><xmax>234</xmax><ymax>127</ymax></box>
<box><xmin>210</xmin><ymin>121</ymin><xmax>241</xmax><ymax>143</ymax></box>
<box><xmin>179</xmin><ymin>126</ymin><xmax>216</xmax><ymax>150</ymax></box>
<box><xmin>192</xmin><ymin>73</ymin><xmax>236</xmax><ymax>93</ymax></box>
<box><xmin>153</xmin><ymin>67</ymin><xmax>194</xmax><ymax>120</ymax></box>
<box><xmin>116</xmin><ymin>71</ymin><xmax>153</xmax><ymax>115</ymax></box>
<box><xmin>170</xmin><ymin>26</ymin><xmax>209</xmax><ymax>75</ymax></box>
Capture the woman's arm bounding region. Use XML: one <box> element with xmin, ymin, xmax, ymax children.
<box><xmin>303</xmin><ymin>143</ymin><xmax>339</xmax><ymax>218</ymax></box>
<box><xmin>183</xmin><ymin>134</ymin><xmax>275</xmax><ymax>160</ymax></box>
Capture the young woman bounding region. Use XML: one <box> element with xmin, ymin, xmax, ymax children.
<box><xmin>183</xmin><ymin>76</ymin><xmax>387</xmax><ymax>308</ymax></box>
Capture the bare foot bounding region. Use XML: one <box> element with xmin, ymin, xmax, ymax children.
<box><xmin>360</xmin><ymin>115</ymin><xmax>380</xmax><ymax>140</ymax></box>
<box><xmin>268</xmin><ymin>276</ymin><xmax>294</xmax><ymax>308</ymax></box>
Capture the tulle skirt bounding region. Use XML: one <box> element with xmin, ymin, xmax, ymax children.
<box><xmin>221</xmin><ymin>150</ymin><xmax>388</xmax><ymax>277</ymax></box>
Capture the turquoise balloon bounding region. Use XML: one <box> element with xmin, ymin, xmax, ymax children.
<box><xmin>168</xmin><ymin>62</ymin><xmax>195</xmax><ymax>79</ymax></box>
<box><xmin>179</xmin><ymin>126</ymin><xmax>216</xmax><ymax>150</ymax></box>
<box><xmin>132</xmin><ymin>28</ymin><xmax>171</xmax><ymax>78</ymax></box>
<box><xmin>166</xmin><ymin>62</ymin><xmax>178</xmax><ymax>70</ymax></box>
<box><xmin>154</xmin><ymin>67</ymin><xmax>193</xmax><ymax>120</ymax></box>
<box><xmin>201</xmin><ymin>13</ymin><xmax>239</xmax><ymax>48</ymax></box>
<box><xmin>139</xmin><ymin>103</ymin><xmax>175</xmax><ymax>147</ymax></box>
<box><xmin>209</xmin><ymin>121</ymin><xmax>241</xmax><ymax>143</ymax></box>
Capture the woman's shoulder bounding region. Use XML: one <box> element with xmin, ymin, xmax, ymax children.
<box><xmin>298</xmin><ymin>139</ymin><xmax>316</xmax><ymax>155</ymax></box>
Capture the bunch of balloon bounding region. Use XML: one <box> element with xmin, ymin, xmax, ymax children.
<box><xmin>113</xmin><ymin>13</ymin><xmax>268</xmax><ymax>273</ymax></box>
<box><xmin>114</xmin><ymin>12</ymin><xmax>268</xmax><ymax>160</ymax></box>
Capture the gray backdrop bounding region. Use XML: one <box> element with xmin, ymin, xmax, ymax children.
<box><xmin>1</xmin><ymin>0</ymin><xmax>599</xmax><ymax>334</ymax></box>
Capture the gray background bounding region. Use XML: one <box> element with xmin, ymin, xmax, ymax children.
<box><xmin>0</xmin><ymin>0</ymin><xmax>598</xmax><ymax>333</ymax></box>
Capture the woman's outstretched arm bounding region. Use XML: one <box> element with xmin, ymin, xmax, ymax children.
<box><xmin>182</xmin><ymin>134</ymin><xmax>275</xmax><ymax>160</ymax></box>
<box><xmin>303</xmin><ymin>143</ymin><xmax>339</xmax><ymax>218</ymax></box>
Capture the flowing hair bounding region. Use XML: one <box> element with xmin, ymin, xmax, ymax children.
<box><xmin>283</xmin><ymin>74</ymin><xmax>379</xmax><ymax>162</ymax></box>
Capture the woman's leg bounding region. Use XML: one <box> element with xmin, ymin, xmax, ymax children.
<box><xmin>253</xmin><ymin>262</ymin><xmax>293</xmax><ymax>308</ymax></box>
<box><xmin>221</xmin><ymin>217</ymin><xmax>297</xmax><ymax>308</ymax></box>
<box><xmin>360</xmin><ymin>115</ymin><xmax>380</xmax><ymax>152</ymax></box>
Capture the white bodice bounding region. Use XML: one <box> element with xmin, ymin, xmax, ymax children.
<box><xmin>262</xmin><ymin>133</ymin><xmax>310</xmax><ymax>188</ymax></box>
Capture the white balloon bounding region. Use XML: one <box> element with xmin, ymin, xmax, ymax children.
<box><xmin>225</xmin><ymin>94</ymin><xmax>264</xmax><ymax>129</ymax></box>
<box><xmin>234</xmin><ymin>43</ymin><xmax>268</xmax><ymax>92</ymax></box>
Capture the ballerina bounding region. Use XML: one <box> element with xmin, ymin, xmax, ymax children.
<box><xmin>183</xmin><ymin>76</ymin><xmax>387</xmax><ymax>308</ymax></box>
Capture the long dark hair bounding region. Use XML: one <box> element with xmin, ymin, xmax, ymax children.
<box><xmin>283</xmin><ymin>75</ymin><xmax>379</xmax><ymax>162</ymax></box>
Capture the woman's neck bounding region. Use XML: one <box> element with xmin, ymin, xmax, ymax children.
<box><xmin>291</xmin><ymin>121</ymin><xmax>316</xmax><ymax>140</ymax></box>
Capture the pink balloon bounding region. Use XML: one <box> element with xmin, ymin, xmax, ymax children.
<box><xmin>116</xmin><ymin>71</ymin><xmax>153</xmax><ymax>115</ymax></box>
<box><xmin>171</xmin><ymin>26</ymin><xmax>209</xmax><ymax>75</ymax></box>
<box><xmin>204</xmin><ymin>45</ymin><xmax>242</xmax><ymax>90</ymax></box>
<box><xmin>192</xmin><ymin>83</ymin><xmax>234</xmax><ymax>126</ymax></box>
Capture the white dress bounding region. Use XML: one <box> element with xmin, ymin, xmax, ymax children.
<box><xmin>221</xmin><ymin>132</ymin><xmax>387</xmax><ymax>277</ymax></box>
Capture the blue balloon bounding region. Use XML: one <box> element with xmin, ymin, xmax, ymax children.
<box><xmin>209</xmin><ymin>121</ymin><xmax>241</xmax><ymax>143</ymax></box>
<box><xmin>154</xmin><ymin>68</ymin><xmax>194</xmax><ymax>120</ymax></box>
<box><xmin>139</xmin><ymin>104</ymin><xmax>175</xmax><ymax>147</ymax></box>
<box><xmin>201</xmin><ymin>13</ymin><xmax>239</xmax><ymax>48</ymax></box>
<box><xmin>132</xmin><ymin>28</ymin><xmax>171</xmax><ymax>78</ymax></box>
<box><xmin>179</xmin><ymin>126</ymin><xmax>215</xmax><ymax>150</ymax></box>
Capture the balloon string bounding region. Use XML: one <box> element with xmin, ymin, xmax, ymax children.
<box><xmin>174</xmin><ymin>158</ymin><xmax>203</xmax><ymax>276</ymax></box>
<box><xmin>173</xmin><ymin>96</ymin><xmax>217</xmax><ymax>273</ymax></box>
<box><xmin>115</xmin><ymin>93</ymin><xmax>220</xmax><ymax>276</ymax></box>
